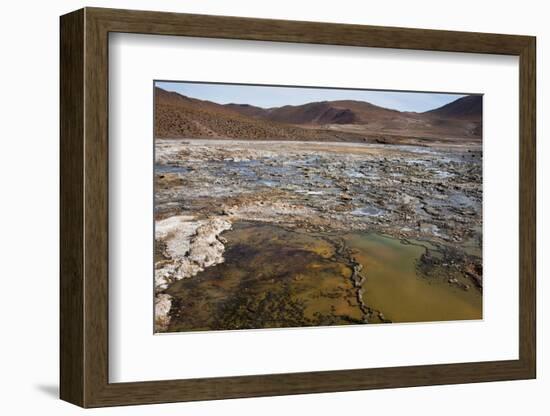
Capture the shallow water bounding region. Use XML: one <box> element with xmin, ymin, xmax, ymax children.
<box><xmin>352</xmin><ymin>206</ymin><xmax>385</xmax><ymax>217</ymax></box>
<box><xmin>156</xmin><ymin>164</ymin><xmax>189</xmax><ymax>174</ymax></box>
<box><xmin>155</xmin><ymin>140</ymin><xmax>482</xmax><ymax>250</ymax></box>
<box><xmin>164</xmin><ymin>222</ymin><xmax>481</xmax><ymax>332</ymax></box>
<box><xmin>166</xmin><ymin>222</ymin><xmax>361</xmax><ymax>332</ymax></box>
<box><xmin>344</xmin><ymin>233</ymin><xmax>482</xmax><ymax>323</ymax></box>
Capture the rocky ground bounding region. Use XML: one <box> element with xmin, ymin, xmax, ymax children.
<box><xmin>154</xmin><ymin>139</ymin><xmax>483</xmax><ymax>332</ymax></box>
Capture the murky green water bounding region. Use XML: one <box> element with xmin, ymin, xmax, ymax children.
<box><xmin>344</xmin><ymin>233</ymin><xmax>482</xmax><ymax>323</ymax></box>
<box><xmin>165</xmin><ymin>222</ymin><xmax>481</xmax><ymax>332</ymax></box>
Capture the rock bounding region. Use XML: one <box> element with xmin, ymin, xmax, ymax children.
<box><xmin>340</xmin><ymin>194</ymin><xmax>353</xmax><ymax>201</ymax></box>
<box><xmin>419</xmin><ymin>223</ymin><xmax>439</xmax><ymax>235</ymax></box>
<box><xmin>154</xmin><ymin>294</ymin><xmax>173</xmax><ymax>332</ymax></box>
<box><xmin>154</xmin><ymin>216</ymin><xmax>232</xmax><ymax>293</ymax></box>
<box><xmin>155</xmin><ymin>215</ymin><xmax>200</xmax><ymax>259</ymax></box>
<box><xmin>188</xmin><ymin>218</ymin><xmax>232</xmax><ymax>268</ymax></box>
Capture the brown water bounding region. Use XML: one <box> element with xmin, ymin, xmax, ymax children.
<box><xmin>345</xmin><ymin>233</ymin><xmax>482</xmax><ymax>323</ymax></box>
<box><xmin>165</xmin><ymin>222</ymin><xmax>481</xmax><ymax>332</ymax></box>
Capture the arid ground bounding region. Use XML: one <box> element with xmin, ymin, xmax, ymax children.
<box><xmin>154</xmin><ymin>138</ymin><xmax>482</xmax><ymax>332</ymax></box>
<box><xmin>153</xmin><ymin>86</ymin><xmax>482</xmax><ymax>332</ymax></box>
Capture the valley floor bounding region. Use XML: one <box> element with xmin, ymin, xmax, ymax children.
<box><xmin>154</xmin><ymin>139</ymin><xmax>483</xmax><ymax>332</ymax></box>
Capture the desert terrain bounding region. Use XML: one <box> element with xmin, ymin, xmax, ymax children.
<box><xmin>155</xmin><ymin>87</ymin><xmax>482</xmax><ymax>144</ymax></box>
<box><xmin>153</xmin><ymin>87</ymin><xmax>483</xmax><ymax>332</ymax></box>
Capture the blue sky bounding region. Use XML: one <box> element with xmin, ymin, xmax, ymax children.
<box><xmin>155</xmin><ymin>81</ymin><xmax>466</xmax><ymax>113</ymax></box>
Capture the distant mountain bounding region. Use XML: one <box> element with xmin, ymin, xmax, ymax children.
<box><xmin>224</xmin><ymin>103</ymin><xmax>269</xmax><ymax>119</ymax></box>
<box><xmin>425</xmin><ymin>95</ymin><xmax>482</xmax><ymax>121</ymax></box>
<box><xmin>154</xmin><ymin>87</ymin><xmax>361</xmax><ymax>142</ymax></box>
<box><xmin>227</xmin><ymin>99</ymin><xmax>404</xmax><ymax>125</ymax></box>
<box><xmin>155</xmin><ymin>87</ymin><xmax>482</xmax><ymax>143</ymax></box>
<box><xmin>256</xmin><ymin>101</ymin><xmax>360</xmax><ymax>125</ymax></box>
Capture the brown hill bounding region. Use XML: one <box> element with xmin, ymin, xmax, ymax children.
<box><xmin>224</xmin><ymin>103</ymin><xmax>268</xmax><ymax>119</ymax></box>
<box><xmin>423</xmin><ymin>95</ymin><xmax>482</xmax><ymax>137</ymax></box>
<box><xmin>154</xmin><ymin>88</ymin><xmax>363</xmax><ymax>141</ymax></box>
<box><xmin>262</xmin><ymin>101</ymin><xmax>360</xmax><ymax>125</ymax></box>
<box><xmin>425</xmin><ymin>95</ymin><xmax>482</xmax><ymax>121</ymax></box>
<box><xmin>154</xmin><ymin>87</ymin><xmax>482</xmax><ymax>143</ymax></box>
<box><xmin>227</xmin><ymin>99</ymin><xmax>406</xmax><ymax>125</ymax></box>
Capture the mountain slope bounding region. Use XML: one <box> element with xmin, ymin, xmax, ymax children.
<box><xmin>262</xmin><ymin>101</ymin><xmax>360</xmax><ymax>125</ymax></box>
<box><xmin>425</xmin><ymin>95</ymin><xmax>482</xmax><ymax>121</ymax></box>
<box><xmin>154</xmin><ymin>88</ymin><xmax>363</xmax><ymax>141</ymax></box>
<box><xmin>154</xmin><ymin>87</ymin><xmax>482</xmax><ymax>142</ymax></box>
<box><xmin>227</xmin><ymin>99</ymin><xmax>406</xmax><ymax>125</ymax></box>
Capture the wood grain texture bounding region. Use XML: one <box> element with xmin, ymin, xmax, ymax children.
<box><xmin>59</xmin><ymin>8</ymin><xmax>84</xmax><ymax>407</ymax></box>
<box><xmin>83</xmin><ymin>10</ymin><xmax>110</xmax><ymax>406</ymax></box>
<box><xmin>88</xmin><ymin>7</ymin><xmax>532</xmax><ymax>54</ymax></box>
<box><xmin>518</xmin><ymin>38</ymin><xmax>537</xmax><ymax>376</ymax></box>
<box><xmin>59</xmin><ymin>7</ymin><xmax>537</xmax><ymax>408</ymax></box>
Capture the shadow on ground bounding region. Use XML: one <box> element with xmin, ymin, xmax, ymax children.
<box><xmin>35</xmin><ymin>384</ymin><xmax>58</xmax><ymax>399</ymax></box>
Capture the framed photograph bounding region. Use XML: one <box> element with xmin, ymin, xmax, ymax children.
<box><xmin>60</xmin><ymin>7</ymin><xmax>536</xmax><ymax>407</ymax></box>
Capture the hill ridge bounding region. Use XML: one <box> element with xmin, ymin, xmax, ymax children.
<box><xmin>154</xmin><ymin>87</ymin><xmax>482</xmax><ymax>143</ymax></box>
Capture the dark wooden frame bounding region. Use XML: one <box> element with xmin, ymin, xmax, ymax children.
<box><xmin>60</xmin><ymin>7</ymin><xmax>536</xmax><ymax>408</ymax></box>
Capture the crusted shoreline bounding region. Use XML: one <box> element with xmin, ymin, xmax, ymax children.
<box><xmin>154</xmin><ymin>216</ymin><xmax>232</xmax><ymax>331</ymax></box>
<box><xmin>154</xmin><ymin>139</ymin><xmax>483</xmax><ymax>331</ymax></box>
